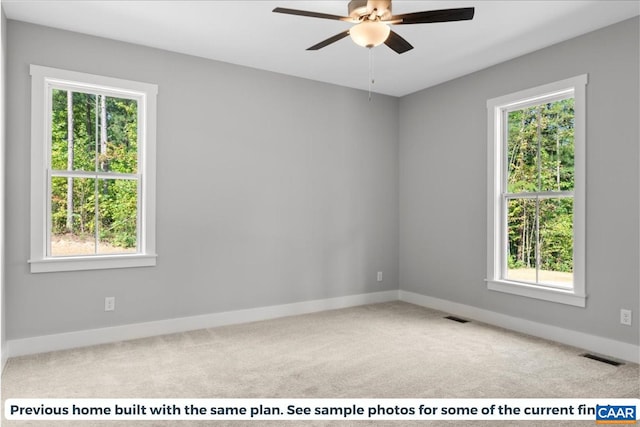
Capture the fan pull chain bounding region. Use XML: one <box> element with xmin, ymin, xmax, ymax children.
<box><xmin>368</xmin><ymin>48</ymin><xmax>375</xmax><ymax>102</ymax></box>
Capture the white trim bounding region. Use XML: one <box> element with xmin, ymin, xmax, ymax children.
<box><xmin>5</xmin><ymin>290</ymin><xmax>399</xmax><ymax>358</ymax></box>
<box><xmin>29</xmin><ymin>253</ymin><xmax>157</xmax><ymax>273</ymax></box>
<box><xmin>486</xmin><ymin>75</ymin><xmax>587</xmax><ymax>111</ymax></box>
<box><xmin>486</xmin><ymin>279</ymin><xmax>585</xmax><ymax>307</ymax></box>
<box><xmin>29</xmin><ymin>65</ymin><xmax>158</xmax><ymax>273</ymax></box>
<box><xmin>6</xmin><ymin>290</ymin><xmax>637</xmax><ymax>365</ymax></box>
<box><xmin>399</xmin><ymin>290</ymin><xmax>639</xmax><ymax>364</ymax></box>
<box><xmin>30</xmin><ymin>65</ymin><xmax>158</xmax><ymax>97</ymax></box>
<box><xmin>486</xmin><ymin>74</ymin><xmax>587</xmax><ymax>306</ymax></box>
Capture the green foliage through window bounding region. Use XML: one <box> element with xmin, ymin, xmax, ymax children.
<box><xmin>505</xmin><ymin>98</ymin><xmax>574</xmax><ymax>284</ymax></box>
<box><xmin>50</xmin><ymin>89</ymin><xmax>138</xmax><ymax>256</ymax></box>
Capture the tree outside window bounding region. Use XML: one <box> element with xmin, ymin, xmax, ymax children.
<box><xmin>505</xmin><ymin>98</ymin><xmax>575</xmax><ymax>287</ymax></box>
<box><xmin>50</xmin><ymin>89</ymin><xmax>139</xmax><ymax>256</ymax></box>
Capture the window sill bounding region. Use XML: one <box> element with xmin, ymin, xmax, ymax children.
<box><xmin>486</xmin><ymin>279</ymin><xmax>586</xmax><ymax>307</ymax></box>
<box><xmin>29</xmin><ymin>253</ymin><xmax>157</xmax><ymax>273</ymax></box>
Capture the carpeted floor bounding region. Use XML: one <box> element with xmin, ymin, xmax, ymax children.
<box><xmin>2</xmin><ymin>301</ymin><xmax>638</xmax><ymax>426</ymax></box>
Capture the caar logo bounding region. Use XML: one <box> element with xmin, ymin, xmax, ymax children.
<box><xmin>596</xmin><ymin>405</ymin><xmax>636</xmax><ymax>424</ymax></box>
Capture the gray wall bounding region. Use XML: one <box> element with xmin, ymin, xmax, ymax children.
<box><xmin>399</xmin><ymin>17</ymin><xmax>639</xmax><ymax>344</ymax></box>
<box><xmin>1</xmin><ymin>7</ymin><xmax>6</xmax><ymax>363</ymax></box>
<box><xmin>6</xmin><ymin>21</ymin><xmax>399</xmax><ymax>340</ymax></box>
<box><xmin>6</xmin><ymin>16</ymin><xmax>639</xmax><ymax>347</ymax></box>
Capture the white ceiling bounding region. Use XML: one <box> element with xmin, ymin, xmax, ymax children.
<box><xmin>3</xmin><ymin>0</ymin><xmax>639</xmax><ymax>97</ymax></box>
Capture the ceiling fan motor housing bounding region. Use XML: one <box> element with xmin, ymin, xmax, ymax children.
<box><xmin>348</xmin><ymin>0</ymin><xmax>392</xmax><ymax>20</ymax></box>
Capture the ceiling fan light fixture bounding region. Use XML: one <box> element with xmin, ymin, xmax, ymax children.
<box><xmin>349</xmin><ymin>20</ymin><xmax>391</xmax><ymax>48</ymax></box>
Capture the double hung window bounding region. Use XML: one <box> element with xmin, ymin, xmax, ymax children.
<box><xmin>30</xmin><ymin>65</ymin><xmax>157</xmax><ymax>272</ymax></box>
<box><xmin>486</xmin><ymin>75</ymin><xmax>587</xmax><ymax>307</ymax></box>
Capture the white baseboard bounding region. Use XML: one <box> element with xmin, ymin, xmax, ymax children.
<box><xmin>399</xmin><ymin>290</ymin><xmax>640</xmax><ymax>364</ymax></box>
<box><xmin>6</xmin><ymin>289</ymin><xmax>638</xmax><ymax>365</ymax></box>
<box><xmin>6</xmin><ymin>290</ymin><xmax>400</xmax><ymax>358</ymax></box>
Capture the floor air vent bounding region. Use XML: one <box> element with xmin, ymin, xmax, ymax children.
<box><xmin>444</xmin><ymin>315</ymin><xmax>469</xmax><ymax>323</ymax></box>
<box><xmin>581</xmin><ymin>353</ymin><xmax>623</xmax><ymax>366</ymax></box>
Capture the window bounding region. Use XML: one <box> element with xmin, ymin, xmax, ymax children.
<box><xmin>486</xmin><ymin>75</ymin><xmax>586</xmax><ymax>307</ymax></box>
<box><xmin>29</xmin><ymin>65</ymin><xmax>157</xmax><ymax>272</ymax></box>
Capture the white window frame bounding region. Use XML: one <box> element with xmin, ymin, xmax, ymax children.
<box><xmin>486</xmin><ymin>75</ymin><xmax>587</xmax><ymax>307</ymax></box>
<box><xmin>29</xmin><ymin>65</ymin><xmax>158</xmax><ymax>273</ymax></box>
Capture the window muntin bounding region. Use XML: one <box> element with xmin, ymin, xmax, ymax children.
<box><xmin>486</xmin><ymin>75</ymin><xmax>586</xmax><ymax>307</ymax></box>
<box><xmin>30</xmin><ymin>65</ymin><xmax>157</xmax><ymax>272</ymax></box>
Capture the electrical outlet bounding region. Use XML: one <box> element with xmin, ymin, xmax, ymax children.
<box><xmin>105</xmin><ymin>297</ymin><xmax>115</xmax><ymax>312</ymax></box>
<box><xmin>620</xmin><ymin>309</ymin><xmax>632</xmax><ymax>326</ymax></box>
<box><xmin>377</xmin><ymin>271</ymin><xmax>383</xmax><ymax>282</ymax></box>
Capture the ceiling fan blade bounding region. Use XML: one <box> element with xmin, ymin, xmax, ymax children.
<box><xmin>307</xmin><ymin>30</ymin><xmax>351</xmax><ymax>51</ymax></box>
<box><xmin>273</xmin><ymin>7</ymin><xmax>352</xmax><ymax>22</ymax></box>
<box><xmin>390</xmin><ymin>7</ymin><xmax>475</xmax><ymax>25</ymax></box>
<box><xmin>384</xmin><ymin>30</ymin><xmax>413</xmax><ymax>54</ymax></box>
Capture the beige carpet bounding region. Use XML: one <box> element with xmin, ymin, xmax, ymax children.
<box><xmin>2</xmin><ymin>301</ymin><xmax>638</xmax><ymax>426</ymax></box>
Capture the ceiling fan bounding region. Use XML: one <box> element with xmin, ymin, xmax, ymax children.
<box><xmin>273</xmin><ymin>0</ymin><xmax>475</xmax><ymax>54</ymax></box>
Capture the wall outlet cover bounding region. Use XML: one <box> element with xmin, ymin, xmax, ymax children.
<box><xmin>620</xmin><ymin>309</ymin><xmax>632</xmax><ymax>326</ymax></box>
